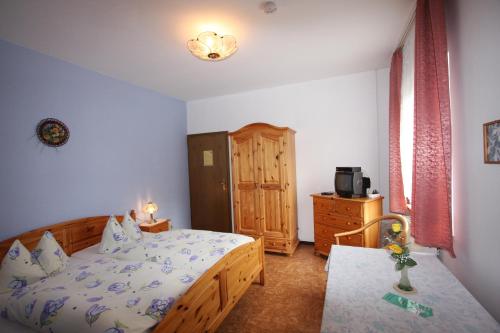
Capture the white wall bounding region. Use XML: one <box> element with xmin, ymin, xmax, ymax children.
<box><xmin>188</xmin><ymin>71</ymin><xmax>381</xmax><ymax>242</ymax></box>
<box><xmin>376</xmin><ymin>68</ymin><xmax>390</xmax><ymax>214</ymax></box>
<box><xmin>443</xmin><ymin>0</ymin><xmax>500</xmax><ymax>321</ymax></box>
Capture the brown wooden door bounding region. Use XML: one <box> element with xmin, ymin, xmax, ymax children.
<box><xmin>231</xmin><ymin>133</ymin><xmax>261</xmax><ymax>236</ymax></box>
<box><xmin>187</xmin><ymin>132</ymin><xmax>232</xmax><ymax>232</ymax></box>
<box><xmin>258</xmin><ymin>131</ymin><xmax>288</xmax><ymax>239</ymax></box>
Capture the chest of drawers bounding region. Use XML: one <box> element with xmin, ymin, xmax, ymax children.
<box><xmin>311</xmin><ymin>194</ymin><xmax>383</xmax><ymax>256</ymax></box>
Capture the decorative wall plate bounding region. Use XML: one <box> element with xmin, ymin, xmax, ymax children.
<box><xmin>36</xmin><ymin>118</ymin><xmax>70</xmax><ymax>147</ymax></box>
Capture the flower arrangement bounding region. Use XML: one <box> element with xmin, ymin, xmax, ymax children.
<box><xmin>385</xmin><ymin>223</ymin><xmax>417</xmax><ymax>293</ymax></box>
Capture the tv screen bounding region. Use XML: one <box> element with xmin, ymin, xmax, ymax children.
<box><xmin>335</xmin><ymin>173</ymin><xmax>353</xmax><ymax>193</ymax></box>
<box><xmin>335</xmin><ymin>168</ymin><xmax>364</xmax><ymax>197</ymax></box>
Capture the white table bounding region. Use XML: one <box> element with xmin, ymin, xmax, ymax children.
<box><xmin>321</xmin><ymin>245</ymin><xmax>500</xmax><ymax>333</ymax></box>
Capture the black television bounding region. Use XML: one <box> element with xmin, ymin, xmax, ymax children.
<box><xmin>335</xmin><ymin>167</ymin><xmax>370</xmax><ymax>198</ymax></box>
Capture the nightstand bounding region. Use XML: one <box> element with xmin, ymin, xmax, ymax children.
<box><xmin>139</xmin><ymin>218</ymin><xmax>170</xmax><ymax>233</ymax></box>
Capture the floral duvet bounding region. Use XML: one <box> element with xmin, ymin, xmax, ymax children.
<box><xmin>0</xmin><ymin>230</ymin><xmax>253</xmax><ymax>333</ymax></box>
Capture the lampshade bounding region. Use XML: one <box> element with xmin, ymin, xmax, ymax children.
<box><xmin>143</xmin><ymin>202</ymin><xmax>158</xmax><ymax>215</ymax></box>
<box><xmin>187</xmin><ymin>31</ymin><xmax>237</xmax><ymax>61</ymax></box>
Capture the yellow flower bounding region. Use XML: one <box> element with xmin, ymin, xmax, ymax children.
<box><xmin>391</xmin><ymin>223</ymin><xmax>401</xmax><ymax>233</ymax></box>
<box><xmin>388</xmin><ymin>244</ymin><xmax>403</xmax><ymax>254</ymax></box>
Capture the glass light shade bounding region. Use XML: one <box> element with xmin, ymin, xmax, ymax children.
<box><xmin>187</xmin><ymin>31</ymin><xmax>237</xmax><ymax>61</ymax></box>
<box><xmin>143</xmin><ymin>202</ymin><xmax>158</xmax><ymax>215</ymax></box>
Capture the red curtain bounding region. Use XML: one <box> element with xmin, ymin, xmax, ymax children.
<box><xmin>412</xmin><ymin>0</ymin><xmax>454</xmax><ymax>255</ymax></box>
<box><xmin>388</xmin><ymin>49</ymin><xmax>407</xmax><ymax>214</ymax></box>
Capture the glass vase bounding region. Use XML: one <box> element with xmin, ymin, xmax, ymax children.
<box><xmin>397</xmin><ymin>266</ymin><xmax>414</xmax><ymax>292</ymax></box>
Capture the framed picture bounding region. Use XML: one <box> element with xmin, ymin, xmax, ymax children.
<box><xmin>483</xmin><ymin>120</ymin><xmax>500</xmax><ymax>164</ymax></box>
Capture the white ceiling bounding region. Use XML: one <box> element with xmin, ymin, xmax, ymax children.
<box><xmin>0</xmin><ymin>0</ymin><xmax>415</xmax><ymax>101</ymax></box>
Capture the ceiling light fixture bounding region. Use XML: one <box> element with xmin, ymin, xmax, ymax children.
<box><xmin>187</xmin><ymin>31</ymin><xmax>237</xmax><ymax>61</ymax></box>
<box><xmin>261</xmin><ymin>1</ymin><xmax>277</xmax><ymax>14</ymax></box>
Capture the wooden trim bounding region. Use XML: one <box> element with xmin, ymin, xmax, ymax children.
<box><xmin>483</xmin><ymin>119</ymin><xmax>500</xmax><ymax>164</ymax></box>
<box><xmin>152</xmin><ymin>237</ymin><xmax>265</xmax><ymax>333</ymax></box>
<box><xmin>0</xmin><ymin>210</ymin><xmax>136</xmax><ymax>259</ymax></box>
<box><xmin>334</xmin><ymin>214</ymin><xmax>408</xmax><ymax>247</ymax></box>
<box><xmin>228</xmin><ymin>122</ymin><xmax>296</xmax><ymax>136</ymax></box>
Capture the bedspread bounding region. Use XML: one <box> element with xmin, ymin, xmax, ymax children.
<box><xmin>1</xmin><ymin>230</ymin><xmax>254</xmax><ymax>333</ymax></box>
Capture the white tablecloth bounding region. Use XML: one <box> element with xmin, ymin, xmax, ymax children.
<box><xmin>321</xmin><ymin>245</ymin><xmax>500</xmax><ymax>333</ymax></box>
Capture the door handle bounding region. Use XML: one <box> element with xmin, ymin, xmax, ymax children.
<box><xmin>220</xmin><ymin>180</ymin><xmax>227</xmax><ymax>192</ymax></box>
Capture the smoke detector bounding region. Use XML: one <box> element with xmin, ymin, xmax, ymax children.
<box><xmin>261</xmin><ymin>1</ymin><xmax>277</xmax><ymax>14</ymax></box>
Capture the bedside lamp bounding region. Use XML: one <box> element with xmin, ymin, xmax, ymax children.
<box><xmin>143</xmin><ymin>201</ymin><xmax>158</xmax><ymax>224</ymax></box>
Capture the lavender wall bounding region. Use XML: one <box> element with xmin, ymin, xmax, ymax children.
<box><xmin>0</xmin><ymin>39</ymin><xmax>190</xmax><ymax>240</ymax></box>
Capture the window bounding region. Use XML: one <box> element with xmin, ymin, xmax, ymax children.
<box><xmin>400</xmin><ymin>24</ymin><xmax>415</xmax><ymax>206</ymax></box>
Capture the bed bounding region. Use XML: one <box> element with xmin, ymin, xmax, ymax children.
<box><xmin>0</xmin><ymin>211</ymin><xmax>265</xmax><ymax>333</ymax></box>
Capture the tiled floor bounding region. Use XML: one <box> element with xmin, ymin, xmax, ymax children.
<box><xmin>217</xmin><ymin>244</ymin><xmax>327</xmax><ymax>333</ymax></box>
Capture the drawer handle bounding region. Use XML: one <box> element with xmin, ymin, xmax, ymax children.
<box><xmin>347</xmin><ymin>236</ymin><xmax>352</xmax><ymax>240</ymax></box>
<box><xmin>86</xmin><ymin>226</ymin><xmax>95</xmax><ymax>232</ymax></box>
<box><xmin>346</xmin><ymin>222</ymin><xmax>351</xmax><ymax>226</ymax></box>
<box><xmin>346</xmin><ymin>207</ymin><xmax>351</xmax><ymax>211</ymax></box>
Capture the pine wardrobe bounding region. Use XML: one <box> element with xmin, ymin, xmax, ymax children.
<box><xmin>229</xmin><ymin>123</ymin><xmax>298</xmax><ymax>255</ymax></box>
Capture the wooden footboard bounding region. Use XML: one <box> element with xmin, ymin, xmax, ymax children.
<box><xmin>153</xmin><ymin>237</ymin><xmax>265</xmax><ymax>333</ymax></box>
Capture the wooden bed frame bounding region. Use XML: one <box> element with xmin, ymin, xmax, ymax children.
<box><xmin>0</xmin><ymin>211</ymin><xmax>265</xmax><ymax>333</ymax></box>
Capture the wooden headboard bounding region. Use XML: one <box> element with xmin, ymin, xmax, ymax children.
<box><xmin>0</xmin><ymin>210</ymin><xmax>136</xmax><ymax>259</ymax></box>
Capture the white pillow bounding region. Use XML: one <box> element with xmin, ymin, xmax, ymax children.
<box><xmin>121</xmin><ymin>212</ymin><xmax>143</xmax><ymax>241</ymax></box>
<box><xmin>32</xmin><ymin>231</ymin><xmax>69</xmax><ymax>275</ymax></box>
<box><xmin>0</xmin><ymin>240</ymin><xmax>47</xmax><ymax>293</ymax></box>
<box><xmin>99</xmin><ymin>215</ymin><xmax>130</xmax><ymax>254</ymax></box>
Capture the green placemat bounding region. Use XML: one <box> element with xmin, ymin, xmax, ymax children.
<box><xmin>383</xmin><ymin>292</ymin><xmax>434</xmax><ymax>318</ymax></box>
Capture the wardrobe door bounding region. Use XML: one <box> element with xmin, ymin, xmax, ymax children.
<box><xmin>258</xmin><ymin>131</ymin><xmax>288</xmax><ymax>239</ymax></box>
<box><xmin>231</xmin><ymin>133</ymin><xmax>261</xmax><ymax>236</ymax></box>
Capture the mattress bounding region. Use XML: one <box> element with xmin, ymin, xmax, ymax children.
<box><xmin>1</xmin><ymin>229</ymin><xmax>253</xmax><ymax>333</ymax></box>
